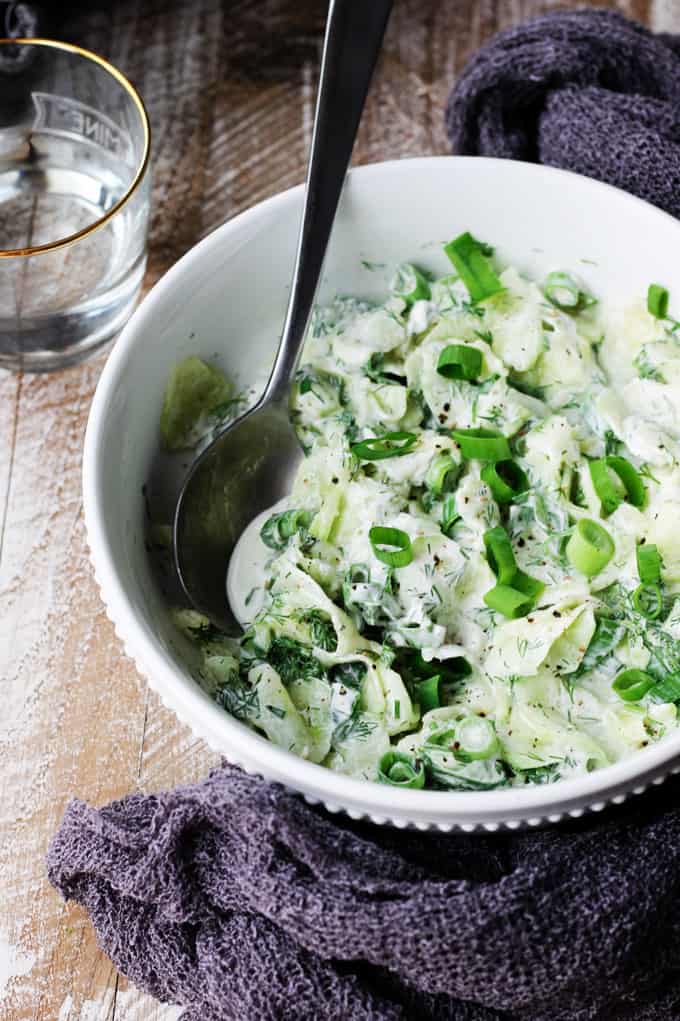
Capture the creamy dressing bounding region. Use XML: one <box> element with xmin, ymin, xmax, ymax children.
<box><xmin>227</xmin><ymin>500</ymin><xmax>285</xmax><ymax>625</ymax></box>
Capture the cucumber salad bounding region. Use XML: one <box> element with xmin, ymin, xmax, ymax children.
<box><xmin>161</xmin><ymin>232</ymin><xmax>680</xmax><ymax>792</ymax></box>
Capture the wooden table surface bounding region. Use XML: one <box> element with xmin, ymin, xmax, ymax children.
<box><xmin>1</xmin><ymin>1</ymin><xmax>677</xmax><ymax>1018</ymax></box>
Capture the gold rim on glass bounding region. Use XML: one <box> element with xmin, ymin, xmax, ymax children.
<box><xmin>0</xmin><ymin>38</ymin><xmax>151</xmax><ymax>259</ymax></box>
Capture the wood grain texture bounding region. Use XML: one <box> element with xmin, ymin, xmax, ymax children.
<box><xmin>0</xmin><ymin>0</ymin><xmax>674</xmax><ymax>1017</ymax></box>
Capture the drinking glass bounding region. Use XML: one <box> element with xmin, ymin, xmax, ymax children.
<box><xmin>0</xmin><ymin>38</ymin><xmax>150</xmax><ymax>372</ymax></box>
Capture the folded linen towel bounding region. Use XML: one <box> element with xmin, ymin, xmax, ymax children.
<box><xmin>48</xmin><ymin>762</ymin><xmax>680</xmax><ymax>1021</ymax></box>
<box><xmin>446</xmin><ymin>8</ymin><xmax>680</xmax><ymax>218</ymax></box>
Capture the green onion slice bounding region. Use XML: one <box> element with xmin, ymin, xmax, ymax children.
<box><xmin>390</xmin><ymin>263</ymin><xmax>431</xmax><ymax>306</ymax></box>
<box><xmin>369</xmin><ymin>526</ymin><xmax>413</xmax><ymax>568</ymax></box>
<box><xmin>425</xmin><ymin>726</ymin><xmax>457</xmax><ymax>749</ymax></box>
<box><xmin>512</xmin><ymin>571</ymin><xmax>545</xmax><ymax>600</ymax></box>
<box><xmin>483</xmin><ymin>527</ymin><xmax>544</xmax><ymax>615</ymax></box>
<box><xmin>649</xmin><ymin>673</ymin><xmax>680</xmax><ymax>703</ymax></box>
<box><xmin>589</xmin><ymin>456</ymin><xmax>646</xmax><ymax>516</ymax></box>
<box><xmin>260</xmin><ymin>508</ymin><xmax>314</xmax><ymax>551</ymax></box>
<box><xmin>436</xmin><ymin>344</ymin><xmax>483</xmax><ymax>381</ymax></box>
<box><xmin>588</xmin><ymin>459</ymin><xmax>624</xmax><ymax>516</ymax></box>
<box><xmin>647</xmin><ymin>283</ymin><xmax>669</xmax><ymax>319</ymax></box>
<box><xmin>444</xmin><ymin>232</ymin><xmax>504</xmax><ymax>303</ymax></box>
<box><xmin>441</xmin><ymin>493</ymin><xmax>459</xmax><ymax>537</ymax></box>
<box><xmin>452</xmin><ymin>428</ymin><xmax>511</xmax><ymax>462</ymax></box>
<box><xmin>397</xmin><ymin>649</ymin><xmax>471</xmax><ymax>686</ymax></box>
<box><xmin>543</xmin><ymin>271</ymin><xmax>581</xmax><ymax>309</ymax></box>
<box><xmin>566</xmin><ymin>518</ymin><xmax>615</xmax><ymax>577</ymax></box>
<box><xmin>612</xmin><ymin>668</ymin><xmax>655</xmax><ymax>702</ymax></box>
<box><xmin>481</xmin><ymin>460</ymin><xmax>528</xmax><ymax>503</ymax></box>
<box><xmin>416</xmin><ymin>674</ymin><xmax>441</xmax><ymax>713</ymax></box>
<box><xmin>632</xmin><ymin>582</ymin><xmax>663</xmax><ymax>620</ymax></box>
<box><xmin>425</xmin><ymin>452</ymin><xmax>459</xmax><ymax>496</ymax></box>
<box><xmin>483</xmin><ymin>583</ymin><xmax>535</xmax><ymax>619</ymax></box>
<box><xmin>637</xmin><ymin>542</ymin><xmax>662</xmax><ymax>585</ymax></box>
<box><xmin>452</xmin><ymin>716</ymin><xmax>499</xmax><ymax>762</ymax></box>
<box><xmin>351</xmin><ymin>431</ymin><xmax>417</xmax><ymax>461</ymax></box>
<box><xmin>484</xmin><ymin>526</ymin><xmax>518</xmax><ymax>585</ymax></box>
<box><xmin>605</xmin><ymin>456</ymin><xmax>646</xmax><ymax>508</ymax></box>
<box><xmin>377</xmin><ymin>750</ymin><xmax>426</xmax><ymax>789</ymax></box>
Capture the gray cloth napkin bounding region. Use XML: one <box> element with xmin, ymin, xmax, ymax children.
<box><xmin>446</xmin><ymin>8</ymin><xmax>680</xmax><ymax>218</ymax></box>
<box><xmin>48</xmin><ymin>763</ymin><xmax>680</xmax><ymax>1021</ymax></box>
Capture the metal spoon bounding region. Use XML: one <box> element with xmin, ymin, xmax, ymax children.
<box><xmin>173</xmin><ymin>0</ymin><xmax>393</xmax><ymax>631</ymax></box>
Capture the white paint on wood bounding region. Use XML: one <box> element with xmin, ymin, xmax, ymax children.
<box><xmin>56</xmin><ymin>987</ymin><xmax>182</xmax><ymax>1021</ymax></box>
<box><xmin>0</xmin><ymin>934</ymin><xmax>35</xmax><ymax>1003</ymax></box>
<box><xmin>651</xmin><ymin>0</ymin><xmax>680</xmax><ymax>32</ymax></box>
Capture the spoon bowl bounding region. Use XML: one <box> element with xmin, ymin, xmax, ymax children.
<box><xmin>174</xmin><ymin>401</ymin><xmax>302</xmax><ymax>632</ymax></box>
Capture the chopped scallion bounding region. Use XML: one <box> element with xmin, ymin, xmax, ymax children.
<box><xmin>482</xmin><ymin>526</ymin><xmax>544</xmax><ymax>616</ymax></box>
<box><xmin>484</xmin><ymin>526</ymin><xmax>518</xmax><ymax>585</ymax></box>
<box><xmin>483</xmin><ymin>583</ymin><xmax>535</xmax><ymax>618</ymax></box>
<box><xmin>588</xmin><ymin>459</ymin><xmax>623</xmax><ymax>517</ymax></box>
<box><xmin>632</xmin><ymin>582</ymin><xmax>663</xmax><ymax>620</ymax></box>
<box><xmin>390</xmin><ymin>263</ymin><xmax>431</xmax><ymax>306</ymax></box>
<box><xmin>441</xmin><ymin>492</ymin><xmax>459</xmax><ymax>537</ymax></box>
<box><xmin>565</xmin><ymin>518</ymin><xmax>614</xmax><ymax>577</ymax></box>
<box><xmin>452</xmin><ymin>428</ymin><xmax>511</xmax><ymax>462</ymax></box>
<box><xmin>369</xmin><ymin>526</ymin><xmax>413</xmax><ymax>568</ymax></box>
<box><xmin>612</xmin><ymin>668</ymin><xmax>655</xmax><ymax>702</ymax></box>
<box><xmin>649</xmin><ymin>673</ymin><xmax>680</xmax><ymax>703</ymax></box>
<box><xmin>481</xmin><ymin>460</ymin><xmax>528</xmax><ymax>503</ymax></box>
<box><xmin>647</xmin><ymin>283</ymin><xmax>669</xmax><ymax>319</ymax></box>
<box><xmin>453</xmin><ymin>716</ymin><xmax>499</xmax><ymax>762</ymax></box>
<box><xmin>589</xmin><ymin>456</ymin><xmax>646</xmax><ymax>516</ymax></box>
<box><xmin>377</xmin><ymin>750</ymin><xmax>426</xmax><ymax>789</ymax></box>
<box><xmin>444</xmin><ymin>232</ymin><xmax>504</xmax><ymax>303</ymax></box>
<box><xmin>436</xmin><ymin>344</ymin><xmax>482</xmax><ymax>381</ymax></box>
<box><xmin>260</xmin><ymin>508</ymin><xmax>314</xmax><ymax>551</ymax></box>
<box><xmin>425</xmin><ymin>452</ymin><xmax>459</xmax><ymax>497</ymax></box>
<box><xmin>351</xmin><ymin>431</ymin><xmax>417</xmax><ymax>461</ymax></box>
<box><xmin>637</xmin><ymin>543</ymin><xmax>662</xmax><ymax>585</ymax></box>
<box><xmin>512</xmin><ymin>570</ymin><xmax>545</xmax><ymax>600</ymax></box>
<box><xmin>543</xmin><ymin>271</ymin><xmax>581</xmax><ymax>309</ymax></box>
<box><xmin>416</xmin><ymin>674</ymin><xmax>441</xmax><ymax>713</ymax></box>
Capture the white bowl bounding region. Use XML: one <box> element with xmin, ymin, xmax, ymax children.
<box><xmin>84</xmin><ymin>156</ymin><xmax>680</xmax><ymax>831</ymax></box>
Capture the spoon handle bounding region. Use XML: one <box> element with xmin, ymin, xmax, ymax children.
<box><xmin>262</xmin><ymin>0</ymin><xmax>393</xmax><ymax>405</ymax></box>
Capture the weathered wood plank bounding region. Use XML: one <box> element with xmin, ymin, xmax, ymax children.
<box><xmin>650</xmin><ymin>0</ymin><xmax>680</xmax><ymax>31</ymax></box>
<box><xmin>136</xmin><ymin>691</ymin><xmax>220</xmax><ymax>794</ymax></box>
<box><xmin>0</xmin><ymin>362</ymin><xmax>147</xmax><ymax>1020</ymax></box>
